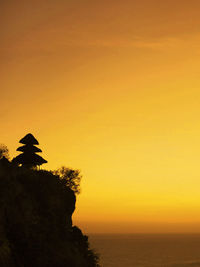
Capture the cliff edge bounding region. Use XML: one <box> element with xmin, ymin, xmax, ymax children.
<box><xmin>0</xmin><ymin>163</ymin><xmax>99</xmax><ymax>267</ymax></box>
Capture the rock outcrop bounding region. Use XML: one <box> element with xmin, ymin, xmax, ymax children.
<box><xmin>0</xmin><ymin>164</ymin><xmax>99</xmax><ymax>267</ymax></box>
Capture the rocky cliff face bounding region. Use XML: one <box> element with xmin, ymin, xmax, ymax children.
<box><xmin>0</xmin><ymin>164</ymin><xmax>99</xmax><ymax>267</ymax></box>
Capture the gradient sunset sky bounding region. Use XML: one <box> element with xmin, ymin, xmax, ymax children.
<box><xmin>2</xmin><ymin>0</ymin><xmax>200</xmax><ymax>233</ymax></box>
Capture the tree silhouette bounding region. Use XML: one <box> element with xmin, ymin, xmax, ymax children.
<box><xmin>13</xmin><ymin>133</ymin><xmax>47</xmax><ymax>168</ymax></box>
<box><xmin>0</xmin><ymin>144</ymin><xmax>10</xmax><ymax>168</ymax></box>
<box><xmin>53</xmin><ymin>166</ymin><xmax>82</xmax><ymax>194</ymax></box>
<box><xmin>0</xmin><ymin>144</ymin><xmax>9</xmax><ymax>159</ymax></box>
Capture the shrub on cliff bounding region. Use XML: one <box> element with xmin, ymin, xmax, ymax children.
<box><xmin>0</xmin><ymin>144</ymin><xmax>9</xmax><ymax>159</ymax></box>
<box><xmin>53</xmin><ymin>166</ymin><xmax>82</xmax><ymax>194</ymax></box>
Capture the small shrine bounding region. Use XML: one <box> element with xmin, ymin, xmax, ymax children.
<box><xmin>13</xmin><ymin>133</ymin><xmax>47</xmax><ymax>168</ymax></box>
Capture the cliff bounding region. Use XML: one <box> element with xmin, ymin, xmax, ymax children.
<box><xmin>0</xmin><ymin>163</ymin><xmax>99</xmax><ymax>267</ymax></box>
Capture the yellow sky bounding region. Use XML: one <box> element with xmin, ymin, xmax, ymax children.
<box><xmin>2</xmin><ymin>0</ymin><xmax>200</xmax><ymax>233</ymax></box>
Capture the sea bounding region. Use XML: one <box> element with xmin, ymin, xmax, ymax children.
<box><xmin>89</xmin><ymin>234</ymin><xmax>200</xmax><ymax>267</ymax></box>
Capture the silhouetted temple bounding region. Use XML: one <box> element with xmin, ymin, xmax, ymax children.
<box><xmin>13</xmin><ymin>133</ymin><xmax>47</xmax><ymax>168</ymax></box>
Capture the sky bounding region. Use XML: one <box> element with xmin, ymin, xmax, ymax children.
<box><xmin>1</xmin><ymin>0</ymin><xmax>200</xmax><ymax>233</ymax></box>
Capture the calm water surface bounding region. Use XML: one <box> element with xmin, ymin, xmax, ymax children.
<box><xmin>89</xmin><ymin>234</ymin><xmax>200</xmax><ymax>267</ymax></box>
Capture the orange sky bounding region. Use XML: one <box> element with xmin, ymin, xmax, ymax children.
<box><xmin>2</xmin><ymin>0</ymin><xmax>200</xmax><ymax>233</ymax></box>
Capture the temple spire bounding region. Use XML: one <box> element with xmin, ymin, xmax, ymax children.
<box><xmin>13</xmin><ymin>133</ymin><xmax>47</xmax><ymax>168</ymax></box>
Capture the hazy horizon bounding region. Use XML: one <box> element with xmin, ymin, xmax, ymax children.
<box><xmin>76</xmin><ymin>221</ymin><xmax>200</xmax><ymax>234</ymax></box>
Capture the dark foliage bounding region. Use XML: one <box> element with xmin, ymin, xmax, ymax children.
<box><xmin>0</xmin><ymin>164</ymin><xmax>100</xmax><ymax>267</ymax></box>
<box><xmin>53</xmin><ymin>166</ymin><xmax>82</xmax><ymax>194</ymax></box>
<box><xmin>0</xmin><ymin>144</ymin><xmax>9</xmax><ymax>159</ymax></box>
